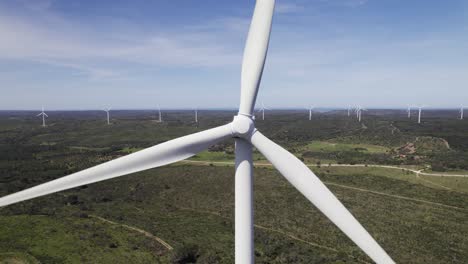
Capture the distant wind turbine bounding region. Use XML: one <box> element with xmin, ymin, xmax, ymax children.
<box><xmin>407</xmin><ymin>106</ymin><xmax>411</xmax><ymax>118</ymax></box>
<box><xmin>157</xmin><ymin>106</ymin><xmax>162</xmax><ymax>122</ymax></box>
<box><xmin>356</xmin><ymin>106</ymin><xmax>366</xmax><ymax>122</ymax></box>
<box><xmin>258</xmin><ymin>102</ymin><xmax>270</xmax><ymax>120</ymax></box>
<box><xmin>195</xmin><ymin>108</ymin><xmax>198</xmax><ymax>123</ymax></box>
<box><xmin>347</xmin><ymin>106</ymin><xmax>351</xmax><ymax>117</ymax></box>
<box><xmin>460</xmin><ymin>106</ymin><xmax>464</xmax><ymax>120</ymax></box>
<box><xmin>306</xmin><ymin>106</ymin><xmax>314</xmax><ymax>120</ymax></box>
<box><xmin>417</xmin><ymin>106</ymin><xmax>423</xmax><ymax>124</ymax></box>
<box><xmin>37</xmin><ymin>106</ymin><xmax>48</xmax><ymax>127</ymax></box>
<box><xmin>103</xmin><ymin>108</ymin><xmax>111</xmax><ymax>125</ymax></box>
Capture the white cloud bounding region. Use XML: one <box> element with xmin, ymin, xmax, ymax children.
<box><xmin>0</xmin><ymin>6</ymin><xmax>242</xmax><ymax>80</ymax></box>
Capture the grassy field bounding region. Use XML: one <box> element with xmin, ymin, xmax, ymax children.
<box><xmin>0</xmin><ymin>110</ymin><xmax>468</xmax><ymax>263</ymax></box>
<box><xmin>301</xmin><ymin>141</ymin><xmax>390</xmax><ymax>154</ymax></box>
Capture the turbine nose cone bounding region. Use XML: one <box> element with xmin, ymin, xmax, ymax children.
<box><xmin>231</xmin><ymin>115</ymin><xmax>255</xmax><ymax>138</ymax></box>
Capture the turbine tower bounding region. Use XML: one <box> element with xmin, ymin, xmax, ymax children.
<box><xmin>417</xmin><ymin>106</ymin><xmax>423</xmax><ymax>124</ymax></box>
<box><xmin>157</xmin><ymin>106</ymin><xmax>162</xmax><ymax>122</ymax></box>
<box><xmin>195</xmin><ymin>108</ymin><xmax>198</xmax><ymax>123</ymax></box>
<box><xmin>347</xmin><ymin>106</ymin><xmax>351</xmax><ymax>117</ymax></box>
<box><xmin>407</xmin><ymin>105</ymin><xmax>411</xmax><ymax>118</ymax></box>
<box><xmin>258</xmin><ymin>102</ymin><xmax>270</xmax><ymax>120</ymax></box>
<box><xmin>103</xmin><ymin>108</ymin><xmax>111</xmax><ymax>125</ymax></box>
<box><xmin>0</xmin><ymin>2</ymin><xmax>394</xmax><ymax>264</ymax></box>
<box><xmin>36</xmin><ymin>106</ymin><xmax>48</xmax><ymax>127</ymax></box>
<box><xmin>355</xmin><ymin>106</ymin><xmax>366</xmax><ymax>122</ymax></box>
<box><xmin>307</xmin><ymin>106</ymin><xmax>314</xmax><ymax>120</ymax></box>
<box><xmin>460</xmin><ymin>106</ymin><xmax>464</xmax><ymax>120</ymax></box>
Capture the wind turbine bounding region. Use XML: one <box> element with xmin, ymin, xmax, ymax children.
<box><xmin>347</xmin><ymin>106</ymin><xmax>351</xmax><ymax>117</ymax></box>
<box><xmin>355</xmin><ymin>106</ymin><xmax>366</xmax><ymax>122</ymax></box>
<box><xmin>306</xmin><ymin>106</ymin><xmax>314</xmax><ymax>120</ymax></box>
<box><xmin>103</xmin><ymin>108</ymin><xmax>111</xmax><ymax>125</ymax></box>
<box><xmin>417</xmin><ymin>106</ymin><xmax>423</xmax><ymax>124</ymax></box>
<box><xmin>407</xmin><ymin>105</ymin><xmax>411</xmax><ymax>118</ymax></box>
<box><xmin>359</xmin><ymin>107</ymin><xmax>366</xmax><ymax>122</ymax></box>
<box><xmin>0</xmin><ymin>1</ymin><xmax>394</xmax><ymax>264</ymax></box>
<box><xmin>460</xmin><ymin>106</ymin><xmax>464</xmax><ymax>120</ymax></box>
<box><xmin>37</xmin><ymin>106</ymin><xmax>48</xmax><ymax>127</ymax></box>
<box><xmin>257</xmin><ymin>102</ymin><xmax>270</xmax><ymax>120</ymax></box>
<box><xmin>194</xmin><ymin>108</ymin><xmax>198</xmax><ymax>123</ymax></box>
<box><xmin>157</xmin><ymin>106</ymin><xmax>162</xmax><ymax>122</ymax></box>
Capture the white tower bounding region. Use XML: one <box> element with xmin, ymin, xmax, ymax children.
<box><xmin>418</xmin><ymin>106</ymin><xmax>422</xmax><ymax>124</ymax></box>
<box><xmin>103</xmin><ymin>108</ymin><xmax>111</xmax><ymax>125</ymax></box>
<box><xmin>157</xmin><ymin>106</ymin><xmax>162</xmax><ymax>122</ymax></box>
<box><xmin>37</xmin><ymin>106</ymin><xmax>48</xmax><ymax>127</ymax></box>
<box><xmin>258</xmin><ymin>102</ymin><xmax>270</xmax><ymax>120</ymax></box>
<box><xmin>307</xmin><ymin>106</ymin><xmax>314</xmax><ymax>120</ymax></box>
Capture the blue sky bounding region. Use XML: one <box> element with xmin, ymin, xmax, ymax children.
<box><xmin>0</xmin><ymin>0</ymin><xmax>467</xmax><ymax>110</ymax></box>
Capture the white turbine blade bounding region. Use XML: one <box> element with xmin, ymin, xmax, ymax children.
<box><xmin>0</xmin><ymin>124</ymin><xmax>233</xmax><ymax>207</ymax></box>
<box><xmin>43</xmin><ymin>113</ymin><xmax>49</xmax><ymax>117</ymax></box>
<box><xmin>250</xmin><ymin>131</ymin><xmax>395</xmax><ymax>264</ymax></box>
<box><xmin>36</xmin><ymin>113</ymin><xmax>42</xmax><ymax>117</ymax></box>
<box><xmin>238</xmin><ymin>0</ymin><xmax>275</xmax><ymax>116</ymax></box>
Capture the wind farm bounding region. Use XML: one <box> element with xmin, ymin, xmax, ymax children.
<box><xmin>0</xmin><ymin>1</ymin><xmax>468</xmax><ymax>264</ymax></box>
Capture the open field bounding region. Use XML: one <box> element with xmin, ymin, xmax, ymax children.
<box><xmin>300</xmin><ymin>141</ymin><xmax>390</xmax><ymax>154</ymax></box>
<box><xmin>1</xmin><ymin>110</ymin><xmax>468</xmax><ymax>263</ymax></box>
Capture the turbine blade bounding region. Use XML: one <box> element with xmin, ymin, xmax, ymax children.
<box><xmin>36</xmin><ymin>113</ymin><xmax>42</xmax><ymax>116</ymax></box>
<box><xmin>238</xmin><ymin>0</ymin><xmax>275</xmax><ymax>116</ymax></box>
<box><xmin>44</xmin><ymin>113</ymin><xmax>49</xmax><ymax>117</ymax></box>
<box><xmin>0</xmin><ymin>124</ymin><xmax>233</xmax><ymax>207</ymax></box>
<box><xmin>250</xmin><ymin>131</ymin><xmax>395</xmax><ymax>264</ymax></box>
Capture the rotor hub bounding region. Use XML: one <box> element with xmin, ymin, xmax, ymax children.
<box><xmin>231</xmin><ymin>115</ymin><xmax>255</xmax><ymax>138</ymax></box>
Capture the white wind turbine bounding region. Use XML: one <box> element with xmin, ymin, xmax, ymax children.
<box><xmin>417</xmin><ymin>106</ymin><xmax>423</xmax><ymax>124</ymax></box>
<box><xmin>355</xmin><ymin>106</ymin><xmax>366</xmax><ymax>122</ymax></box>
<box><xmin>157</xmin><ymin>106</ymin><xmax>162</xmax><ymax>122</ymax></box>
<box><xmin>194</xmin><ymin>108</ymin><xmax>198</xmax><ymax>123</ymax></box>
<box><xmin>0</xmin><ymin>2</ymin><xmax>394</xmax><ymax>264</ymax></box>
<box><xmin>359</xmin><ymin>107</ymin><xmax>365</xmax><ymax>122</ymax></box>
<box><xmin>306</xmin><ymin>106</ymin><xmax>314</xmax><ymax>120</ymax></box>
<box><xmin>407</xmin><ymin>105</ymin><xmax>411</xmax><ymax>118</ymax></box>
<box><xmin>103</xmin><ymin>107</ymin><xmax>111</xmax><ymax>125</ymax></box>
<box><xmin>37</xmin><ymin>106</ymin><xmax>48</xmax><ymax>127</ymax></box>
<box><xmin>460</xmin><ymin>106</ymin><xmax>464</xmax><ymax>120</ymax></box>
<box><xmin>257</xmin><ymin>102</ymin><xmax>270</xmax><ymax>120</ymax></box>
<box><xmin>347</xmin><ymin>106</ymin><xmax>351</xmax><ymax>117</ymax></box>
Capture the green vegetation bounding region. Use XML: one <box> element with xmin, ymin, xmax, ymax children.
<box><xmin>0</xmin><ymin>110</ymin><xmax>467</xmax><ymax>263</ymax></box>
<box><xmin>302</xmin><ymin>141</ymin><xmax>389</xmax><ymax>154</ymax></box>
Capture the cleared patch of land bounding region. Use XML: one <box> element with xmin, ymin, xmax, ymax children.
<box><xmin>301</xmin><ymin>141</ymin><xmax>390</xmax><ymax>153</ymax></box>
